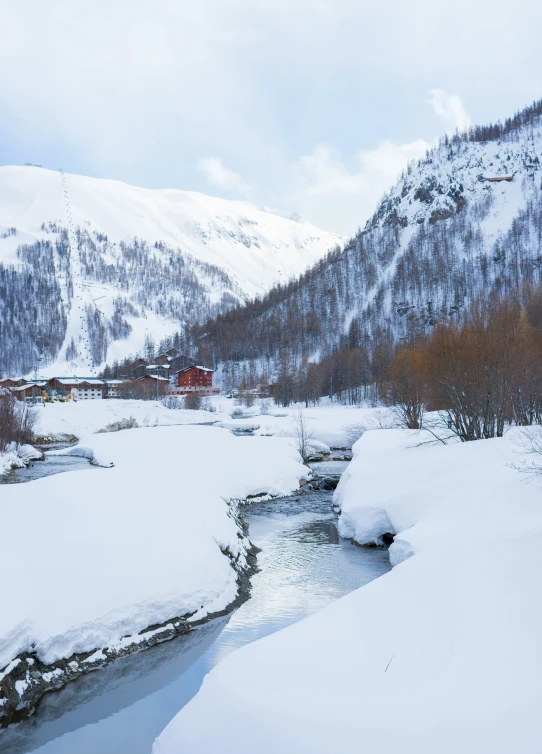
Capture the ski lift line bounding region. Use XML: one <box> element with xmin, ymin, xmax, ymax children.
<box><xmin>58</xmin><ymin>168</ymin><xmax>95</xmax><ymax>374</ymax></box>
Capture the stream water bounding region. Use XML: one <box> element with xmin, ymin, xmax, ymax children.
<box><xmin>0</xmin><ymin>460</ymin><xmax>390</xmax><ymax>754</ymax></box>
<box><xmin>0</xmin><ymin>449</ymin><xmax>93</xmax><ymax>485</ymax></box>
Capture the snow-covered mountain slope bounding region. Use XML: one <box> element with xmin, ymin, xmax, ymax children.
<box><xmin>0</xmin><ymin>166</ymin><xmax>340</xmax><ymax>375</ymax></box>
<box><xmin>191</xmin><ymin>102</ymin><xmax>542</xmax><ymax>370</ymax></box>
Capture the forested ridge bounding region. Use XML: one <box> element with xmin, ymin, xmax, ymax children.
<box><xmin>179</xmin><ymin>101</ymin><xmax>542</xmax><ymax>400</ymax></box>
<box><xmin>0</xmin><ymin>227</ymin><xmax>243</xmax><ymax>375</ymax></box>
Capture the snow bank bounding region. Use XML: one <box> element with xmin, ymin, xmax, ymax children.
<box><xmin>33</xmin><ymin>399</ymin><xmax>224</xmax><ymax>440</ymax></box>
<box><xmin>0</xmin><ymin>426</ymin><xmax>307</xmax><ymax>672</ymax></box>
<box><xmin>33</xmin><ymin>397</ymin><xmax>389</xmax><ymax>451</ymax></box>
<box><xmin>0</xmin><ymin>444</ymin><xmax>43</xmax><ymax>476</ymax></box>
<box><xmin>154</xmin><ymin>427</ymin><xmax>542</xmax><ymax>754</ymax></box>
<box><xmin>212</xmin><ymin>402</ymin><xmax>389</xmax><ymax>449</ymax></box>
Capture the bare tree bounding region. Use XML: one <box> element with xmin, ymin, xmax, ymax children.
<box><xmin>13</xmin><ymin>401</ymin><xmax>38</xmax><ymax>446</ymax></box>
<box><xmin>510</xmin><ymin>427</ymin><xmax>542</xmax><ymax>479</ymax></box>
<box><xmin>383</xmin><ymin>347</ymin><xmax>426</xmax><ymax>429</ymax></box>
<box><xmin>184</xmin><ymin>392</ymin><xmax>202</xmax><ymax>410</ymax></box>
<box><xmin>0</xmin><ymin>393</ymin><xmax>17</xmax><ymax>452</ymax></box>
<box><xmin>344</xmin><ymin>410</ymin><xmax>396</xmax><ymax>447</ymax></box>
<box><xmin>0</xmin><ymin>394</ymin><xmax>38</xmax><ymax>451</ymax></box>
<box><xmin>292</xmin><ymin>410</ymin><xmax>314</xmax><ymax>463</ymax></box>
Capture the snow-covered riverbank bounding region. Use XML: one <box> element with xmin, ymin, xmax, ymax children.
<box><xmin>32</xmin><ymin>396</ymin><xmax>385</xmax><ymax>449</ymax></box>
<box><xmin>0</xmin><ymin>425</ymin><xmax>308</xmax><ymax>724</ymax></box>
<box><xmin>32</xmin><ymin>399</ymin><xmax>220</xmax><ymax>440</ymax></box>
<box><xmin>154</xmin><ymin>427</ymin><xmax>542</xmax><ymax>754</ymax></box>
<box><xmin>0</xmin><ymin>444</ymin><xmax>43</xmax><ymax>476</ymax></box>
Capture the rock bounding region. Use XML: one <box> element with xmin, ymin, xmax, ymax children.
<box><xmin>320</xmin><ymin>477</ymin><xmax>339</xmax><ymax>491</ymax></box>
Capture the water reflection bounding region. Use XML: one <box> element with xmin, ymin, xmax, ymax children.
<box><xmin>1</xmin><ymin>474</ymin><xmax>390</xmax><ymax>754</ymax></box>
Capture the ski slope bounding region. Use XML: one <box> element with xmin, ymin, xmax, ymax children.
<box><xmin>0</xmin><ymin>166</ymin><xmax>341</xmax><ymax>297</ymax></box>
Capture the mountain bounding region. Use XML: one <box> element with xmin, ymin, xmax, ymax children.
<box><xmin>0</xmin><ymin>166</ymin><xmax>340</xmax><ymax>376</ymax></box>
<box><xmin>188</xmin><ymin>100</ymin><xmax>542</xmax><ymax>393</ymax></box>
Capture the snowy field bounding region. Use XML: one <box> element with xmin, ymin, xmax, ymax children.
<box><xmin>32</xmin><ymin>399</ymin><xmax>222</xmax><ymax>439</ymax></box>
<box><xmin>0</xmin><ymin>425</ymin><xmax>308</xmax><ymax>680</ymax></box>
<box><xmin>154</xmin><ymin>426</ymin><xmax>542</xmax><ymax>754</ymax></box>
<box><xmin>31</xmin><ymin>397</ymin><xmax>385</xmax><ymax>449</ymax></box>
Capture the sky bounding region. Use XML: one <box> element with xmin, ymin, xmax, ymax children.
<box><xmin>1</xmin><ymin>0</ymin><xmax>542</xmax><ymax>235</ymax></box>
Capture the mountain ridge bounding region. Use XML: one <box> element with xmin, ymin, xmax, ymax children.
<box><xmin>0</xmin><ymin>166</ymin><xmax>340</xmax><ymax>376</ymax></box>
<box><xmin>185</xmin><ymin>99</ymin><xmax>542</xmax><ymax>394</ymax></box>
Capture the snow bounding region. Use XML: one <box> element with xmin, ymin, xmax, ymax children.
<box><xmin>212</xmin><ymin>399</ymin><xmax>385</xmax><ymax>448</ymax></box>
<box><xmin>0</xmin><ymin>165</ymin><xmax>341</xmax><ymax>376</ymax></box>
<box><xmin>32</xmin><ymin>396</ymin><xmax>386</xmax><ymax>448</ymax></box>
<box><xmin>33</xmin><ymin>399</ymin><xmax>222</xmax><ymax>439</ymax></box>
<box><xmin>0</xmin><ymin>443</ymin><xmax>43</xmax><ymax>476</ymax></box>
<box><xmin>0</xmin><ymin>165</ymin><xmax>340</xmax><ymax>300</ymax></box>
<box><xmin>154</xmin><ymin>427</ymin><xmax>542</xmax><ymax>754</ymax></box>
<box><xmin>0</xmin><ymin>425</ymin><xmax>308</xmax><ymax>671</ymax></box>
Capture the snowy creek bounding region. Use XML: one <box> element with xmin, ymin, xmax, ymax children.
<box><xmin>0</xmin><ymin>452</ymin><xmax>94</xmax><ymax>485</ymax></box>
<box><xmin>0</xmin><ymin>458</ymin><xmax>391</xmax><ymax>754</ymax></box>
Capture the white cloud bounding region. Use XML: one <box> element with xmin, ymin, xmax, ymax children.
<box><xmin>290</xmin><ymin>89</ymin><xmax>474</xmax><ymax>233</ymax></box>
<box><xmin>428</xmin><ymin>89</ymin><xmax>472</xmax><ymax>133</ymax></box>
<box><xmin>198</xmin><ymin>156</ymin><xmax>250</xmax><ymax>195</ymax></box>
<box><xmin>292</xmin><ymin>139</ymin><xmax>430</xmax><ymax>235</ymax></box>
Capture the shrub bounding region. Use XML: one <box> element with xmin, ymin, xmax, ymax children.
<box><xmin>184</xmin><ymin>393</ymin><xmax>202</xmax><ymax>410</ymax></box>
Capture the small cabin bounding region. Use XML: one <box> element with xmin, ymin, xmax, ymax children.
<box><xmin>478</xmin><ymin>174</ymin><xmax>514</xmax><ymax>183</ymax></box>
<box><xmin>11</xmin><ymin>383</ymin><xmax>43</xmax><ymax>403</ymax></box>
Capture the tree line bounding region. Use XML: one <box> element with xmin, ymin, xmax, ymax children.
<box><xmin>381</xmin><ymin>285</ymin><xmax>542</xmax><ymax>440</ymax></box>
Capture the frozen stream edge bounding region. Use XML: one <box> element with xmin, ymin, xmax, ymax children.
<box><xmin>0</xmin><ymin>497</ymin><xmax>260</xmax><ymax>728</ymax></box>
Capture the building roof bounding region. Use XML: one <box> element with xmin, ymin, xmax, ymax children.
<box><xmin>175</xmin><ymin>365</ymin><xmax>214</xmax><ymax>374</ymax></box>
<box><xmin>56</xmin><ymin>379</ymin><xmax>105</xmax><ymax>386</ymax></box>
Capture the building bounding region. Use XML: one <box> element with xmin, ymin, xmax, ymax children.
<box><xmin>47</xmin><ymin>378</ymin><xmax>105</xmax><ymax>401</ymax></box>
<box><xmin>145</xmin><ymin>364</ymin><xmax>170</xmax><ymax>379</ymax></box>
<box><xmin>103</xmin><ymin>379</ymin><xmax>125</xmax><ymax>398</ymax></box>
<box><xmin>0</xmin><ymin>378</ymin><xmax>26</xmax><ymax>389</ymax></box>
<box><xmin>169</xmin><ymin>366</ymin><xmax>218</xmax><ymax>396</ymax></box>
<box><xmin>10</xmin><ymin>383</ymin><xmax>44</xmax><ymax>403</ymax></box>
<box><xmin>478</xmin><ymin>174</ymin><xmax>514</xmax><ymax>183</ymax></box>
<box><xmin>131</xmin><ymin>358</ymin><xmax>149</xmax><ymax>379</ymax></box>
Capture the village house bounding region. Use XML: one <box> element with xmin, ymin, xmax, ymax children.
<box><xmin>130</xmin><ymin>358</ymin><xmax>148</xmax><ymax>379</ymax></box>
<box><xmin>3</xmin><ymin>377</ymin><xmax>128</xmax><ymax>402</ymax></box>
<box><xmin>145</xmin><ymin>364</ymin><xmax>170</xmax><ymax>379</ymax></box>
<box><xmin>0</xmin><ymin>377</ymin><xmax>27</xmax><ymax>389</ymax></box>
<box><xmin>10</xmin><ymin>383</ymin><xmax>44</xmax><ymax>403</ymax></box>
<box><xmin>1</xmin><ymin>367</ymin><xmax>221</xmax><ymax>403</ymax></box>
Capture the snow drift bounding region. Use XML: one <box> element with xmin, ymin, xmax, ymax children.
<box><xmin>0</xmin><ymin>425</ymin><xmax>308</xmax><ymax>675</ymax></box>
<box><xmin>154</xmin><ymin>427</ymin><xmax>542</xmax><ymax>754</ymax></box>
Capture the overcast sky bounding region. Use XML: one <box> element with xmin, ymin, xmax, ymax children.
<box><xmin>2</xmin><ymin>0</ymin><xmax>542</xmax><ymax>235</ymax></box>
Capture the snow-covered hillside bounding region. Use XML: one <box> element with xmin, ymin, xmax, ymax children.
<box><xmin>191</xmin><ymin>102</ymin><xmax>542</xmax><ymax>373</ymax></box>
<box><xmin>0</xmin><ymin>166</ymin><xmax>340</xmax><ymax>375</ymax></box>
